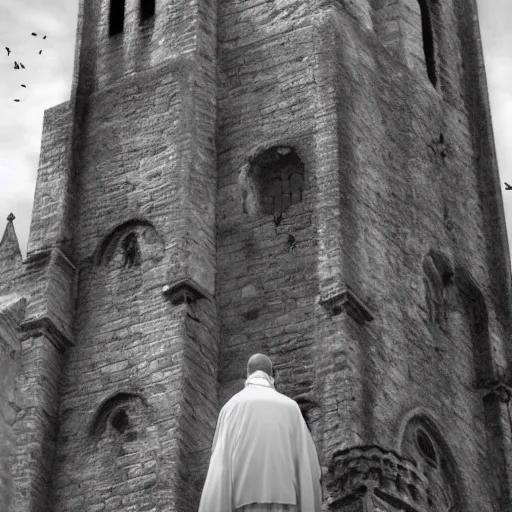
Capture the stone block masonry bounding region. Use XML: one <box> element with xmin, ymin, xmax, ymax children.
<box><xmin>1</xmin><ymin>0</ymin><xmax>511</xmax><ymax>510</ymax></box>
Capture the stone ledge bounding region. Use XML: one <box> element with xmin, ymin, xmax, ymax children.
<box><xmin>319</xmin><ymin>285</ymin><xmax>374</xmax><ymax>324</ymax></box>
<box><xmin>18</xmin><ymin>316</ymin><xmax>74</xmax><ymax>353</ymax></box>
<box><xmin>327</xmin><ymin>445</ymin><xmax>428</xmax><ymax>511</ymax></box>
<box><xmin>23</xmin><ymin>246</ymin><xmax>75</xmax><ymax>270</ymax></box>
<box><xmin>162</xmin><ymin>278</ymin><xmax>213</xmax><ymax>305</ymax></box>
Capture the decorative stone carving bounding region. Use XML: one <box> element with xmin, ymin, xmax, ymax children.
<box><xmin>327</xmin><ymin>445</ymin><xmax>428</xmax><ymax>512</ymax></box>
<box><xmin>96</xmin><ymin>219</ymin><xmax>164</xmax><ymax>267</ymax></box>
<box><xmin>121</xmin><ymin>231</ymin><xmax>141</xmax><ymax>268</ymax></box>
<box><xmin>479</xmin><ymin>377</ymin><xmax>512</xmax><ymax>403</ymax></box>
<box><xmin>319</xmin><ymin>284</ymin><xmax>373</xmax><ymax>324</ymax></box>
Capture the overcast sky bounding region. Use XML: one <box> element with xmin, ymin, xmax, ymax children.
<box><xmin>1</xmin><ymin>0</ymin><xmax>511</xmax><ymax>261</ymax></box>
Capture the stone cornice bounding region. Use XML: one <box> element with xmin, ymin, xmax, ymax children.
<box><xmin>327</xmin><ymin>445</ymin><xmax>428</xmax><ymax>511</ymax></box>
<box><xmin>162</xmin><ymin>277</ymin><xmax>213</xmax><ymax>305</ymax></box>
<box><xmin>24</xmin><ymin>247</ymin><xmax>75</xmax><ymax>270</ymax></box>
<box><xmin>18</xmin><ymin>316</ymin><xmax>74</xmax><ymax>353</ymax></box>
<box><xmin>320</xmin><ymin>285</ymin><xmax>374</xmax><ymax>324</ymax></box>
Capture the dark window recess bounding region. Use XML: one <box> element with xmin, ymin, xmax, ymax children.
<box><xmin>416</xmin><ymin>428</ymin><xmax>438</xmax><ymax>466</ymax></box>
<box><xmin>111</xmin><ymin>409</ymin><xmax>129</xmax><ymax>433</ymax></box>
<box><xmin>418</xmin><ymin>0</ymin><xmax>436</xmax><ymax>87</ymax></box>
<box><xmin>140</xmin><ymin>0</ymin><xmax>155</xmax><ymax>23</ymax></box>
<box><xmin>109</xmin><ymin>0</ymin><xmax>125</xmax><ymax>36</ymax></box>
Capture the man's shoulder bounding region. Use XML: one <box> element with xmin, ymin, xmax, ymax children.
<box><xmin>239</xmin><ymin>386</ymin><xmax>300</xmax><ymax>408</ymax></box>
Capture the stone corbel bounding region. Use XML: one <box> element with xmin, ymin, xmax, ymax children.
<box><xmin>162</xmin><ymin>277</ymin><xmax>213</xmax><ymax>305</ymax></box>
<box><xmin>327</xmin><ymin>445</ymin><xmax>428</xmax><ymax>512</ymax></box>
<box><xmin>320</xmin><ymin>284</ymin><xmax>374</xmax><ymax>324</ymax></box>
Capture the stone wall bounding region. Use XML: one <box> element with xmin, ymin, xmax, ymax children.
<box><xmin>1</xmin><ymin>0</ymin><xmax>510</xmax><ymax>510</ymax></box>
<box><xmin>49</xmin><ymin>41</ymin><xmax>219</xmax><ymax>508</ymax></box>
<box><xmin>26</xmin><ymin>102</ymin><xmax>74</xmax><ymax>256</ymax></box>
<box><xmin>0</xmin><ymin>296</ymin><xmax>26</xmax><ymax>512</ymax></box>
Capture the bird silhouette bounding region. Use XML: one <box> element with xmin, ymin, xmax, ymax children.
<box><xmin>5</xmin><ymin>47</ymin><xmax>10</xmax><ymax>56</ymax></box>
<box><xmin>505</xmin><ymin>183</ymin><xmax>512</xmax><ymax>190</ymax></box>
<box><xmin>39</xmin><ymin>50</ymin><xmax>42</xmax><ymax>54</ymax></box>
<box><xmin>43</xmin><ymin>35</ymin><xmax>47</xmax><ymax>40</ymax></box>
<box><xmin>13</xmin><ymin>61</ymin><xmax>19</xmax><ymax>69</ymax></box>
<box><xmin>14</xmin><ymin>99</ymin><xmax>20</xmax><ymax>102</ymax></box>
<box><xmin>21</xmin><ymin>84</ymin><xmax>26</xmax><ymax>88</ymax></box>
<box><xmin>19</xmin><ymin>62</ymin><xmax>25</xmax><ymax>69</ymax></box>
<box><xmin>31</xmin><ymin>32</ymin><xmax>37</xmax><ymax>36</ymax></box>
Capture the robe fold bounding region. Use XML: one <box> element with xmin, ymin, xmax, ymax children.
<box><xmin>198</xmin><ymin>372</ymin><xmax>322</xmax><ymax>512</ymax></box>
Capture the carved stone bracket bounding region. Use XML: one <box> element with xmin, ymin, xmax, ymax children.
<box><xmin>18</xmin><ymin>316</ymin><xmax>74</xmax><ymax>353</ymax></box>
<box><xmin>327</xmin><ymin>445</ymin><xmax>428</xmax><ymax>512</ymax></box>
<box><xmin>162</xmin><ymin>277</ymin><xmax>213</xmax><ymax>306</ymax></box>
<box><xmin>479</xmin><ymin>378</ymin><xmax>512</xmax><ymax>403</ymax></box>
<box><xmin>320</xmin><ymin>285</ymin><xmax>373</xmax><ymax>324</ymax></box>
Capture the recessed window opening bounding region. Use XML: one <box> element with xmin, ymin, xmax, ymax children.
<box><xmin>418</xmin><ymin>0</ymin><xmax>437</xmax><ymax>87</ymax></box>
<box><xmin>111</xmin><ymin>408</ymin><xmax>129</xmax><ymax>433</ymax></box>
<box><xmin>140</xmin><ymin>0</ymin><xmax>155</xmax><ymax>23</ymax></box>
<box><xmin>109</xmin><ymin>0</ymin><xmax>125</xmax><ymax>37</ymax></box>
<box><xmin>416</xmin><ymin>428</ymin><xmax>438</xmax><ymax>466</ymax></box>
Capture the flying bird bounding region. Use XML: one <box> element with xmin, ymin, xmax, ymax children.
<box><xmin>39</xmin><ymin>50</ymin><xmax>42</xmax><ymax>54</ymax></box>
<box><xmin>13</xmin><ymin>61</ymin><xmax>19</xmax><ymax>69</ymax></box>
<box><xmin>43</xmin><ymin>35</ymin><xmax>47</xmax><ymax>39</ymax></box>
<box><xmin>21</xmin><ymin>84</ymin><xmax>26</xmax><ymax>88</ymax></box>
<box><xmin>5</xmin><ymin>47</ymin><xmax>10</xmax><ymax>56</ymax></box>
<box><xmin>31</xmin><ymin>32</ymin><xmax>37</xmax><ymax>36</ymax></box>
<box><xmin>14</xmin><ymin>99</ymin><xmax>20</xmax><ymax>102</ymax></box>
<box><xmin>505</xmin><ymin>183</ymin><xmax>512</xmax><ymax>190</ymax></box>
<box><xmin>19</xmin><ymin>62</ymin><xmax>25</xmax><ymax>69</ymax></box>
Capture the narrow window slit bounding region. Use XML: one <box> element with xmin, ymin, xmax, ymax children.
<box><xmin>109</xmin><ymin>0</ymin><xmax>125</xmax><ymax>36</ymax></box>
<box><xmin>418</xmin><ymin>0</ymin><xmax>436</xmax><ymax>86</ymax></box>
<box><xmin>141</xmin><ymin>0</ymin><xmax>156</xmax><ymax>24</ymax></box>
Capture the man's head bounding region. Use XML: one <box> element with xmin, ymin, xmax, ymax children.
<box><xmin>247</xmin><ymin>353</ymin><xmax>273</xmax><ymax>378</ymax></box>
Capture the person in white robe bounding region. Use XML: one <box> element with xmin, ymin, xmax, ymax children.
<box><xmin>198</xmin><ymin>353</ymin><xmax>322</xmax><ymax>512</ymax></box>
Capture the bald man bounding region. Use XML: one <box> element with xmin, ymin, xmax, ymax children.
<box><xmin>198</xmin><ymin>354</ymin><xmax>322</xmax><ymax>512</ymax></box>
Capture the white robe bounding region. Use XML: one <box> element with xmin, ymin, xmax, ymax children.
<box><xmin>198</xmin><ymin>372</ymin><xmax>322</xmax><ymax>512</ymax></box>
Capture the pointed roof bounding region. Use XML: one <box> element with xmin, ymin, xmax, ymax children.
<box><xmin>0</xmin><ymin>213</ymin><xmax>22</xmax><ymax>261</ymax></box>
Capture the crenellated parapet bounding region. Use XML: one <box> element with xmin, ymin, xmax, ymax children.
<box><xmin>327</xmin><ymin>445</ymin><xmax>429</xmax><ymax>512</ymax></box>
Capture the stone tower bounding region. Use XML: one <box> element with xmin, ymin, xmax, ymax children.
<box><xmin>1</xmin><ymin>0</ymin><xmax>511</xmax><ymax>510</ymax></box>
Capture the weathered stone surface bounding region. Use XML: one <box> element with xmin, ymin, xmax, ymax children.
<box><xmin>1</xmin><ymin>0</ymin><xmax>511</xmax><ymax>511</ymax></box>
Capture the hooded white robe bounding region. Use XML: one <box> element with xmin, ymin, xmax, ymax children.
<box><xmin>198</xmin><ymin>371</ymin><xmax>322</xmax><ymax>512</ymax></box>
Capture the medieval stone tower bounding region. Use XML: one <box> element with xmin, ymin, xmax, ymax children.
<box><xmin>1</xmin><ymin>0</ymin><xmax>512</xmax><ymax>510</ymax></box>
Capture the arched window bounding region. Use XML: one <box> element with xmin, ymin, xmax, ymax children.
<box><xmin>454</xmin><ymin>267</ymin><xmax>493</xmax><ymax>387</ymax></box>
<box><xmin>417</xmin><ymin>0</ymin><xmax>437</xmax><ymax>87</ymax></box>
<box><xmin>140</xmin><ymin>0</ymin><xmax>155</xmax><ymax>24</ymax></box>
<box><xmin>423</xmin><ymin>250</ymin><xmax>454</xmax><ymax>328</ymax></box>
<box><xmin>241</xmin><ymin>146</ymin><xmax>305</xmax><ymax>221</ymax></box>
<box><xmin>94</xmin><ymin>219</ymin><xmax>164</xmax><ymax>267</ymax></box>
<box><xmin>89</xmin><ymin>392</ymin><xmax>147</xmax><ymax>438</ymax></box>
<box><xmin>109</xmin><ymin>0</ymin><xmax>125</xmax><ymax>36</ymax></box>
<box><xmin>400</xmin><ymin>416</ymin><xmax>462</xmax><ymax>511</ymax></box>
